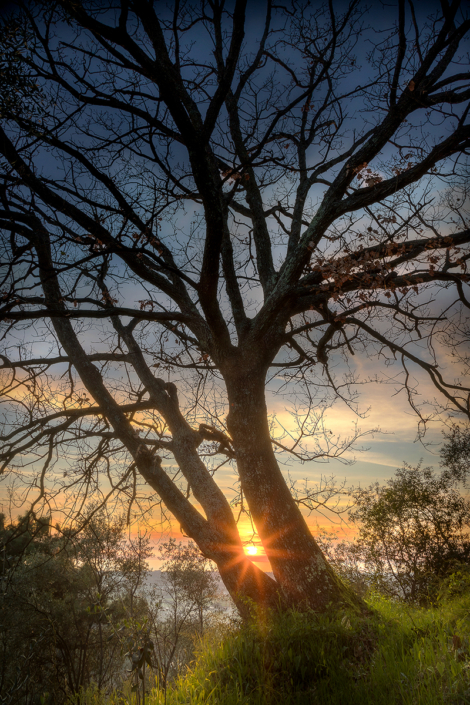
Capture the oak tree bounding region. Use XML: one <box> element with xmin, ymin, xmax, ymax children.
<box><xmin>0</xmin><ymin>0</ymin><xmax>469</xmax><ymax>615</ymax></box>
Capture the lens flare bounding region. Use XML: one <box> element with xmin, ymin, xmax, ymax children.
<box><xmin>245</xmin><ymin>544</ymin><xmax>258</xmax><ymax>556</ymax></box>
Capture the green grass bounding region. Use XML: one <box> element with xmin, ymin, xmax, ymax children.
<box><xmin>76</xmin><ymin>592</ymin><xmax>470</xmax><ymax>705</ymax></box>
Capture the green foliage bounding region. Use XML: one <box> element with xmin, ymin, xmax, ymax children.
<box><xmin>104</xmin><ymin>592</ymin><xmax>470</xmax><ymax>705</ymax></box>
<box><xmin>187</xmin><ymin>608</ymin><xmax>375</xmax><ymax>702</ymax></box>
<box><xmin>438</xmin><ymin>564</ymin><xmax>470</xmax><ymax>601</ymax></box>
<box><xmin>158</xmin><ymin>539</ymin><xmax>221</xmax><ymax>635</ymax></box>
<box><xmin>0</xmin><ymin>509</ymin><xmax>151</xmax><ymax>704</ymax></box>
<box><xmin>0</xmin><ymin>520</ymin><xmax>229</xmax><ymax>705</ymax></box>
<box><xmin>348</xmin><ymin>462</ymin><xmax>470</xmax><ymax>603</ymax></box>
<box><xmin>441</xmin><ymin>425</ymin><xmax>470</xmax><ymax>488</ymax></box>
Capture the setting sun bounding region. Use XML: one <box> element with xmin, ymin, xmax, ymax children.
<box><xmin>245</xmin><ymin>545</ymin><xmax>258</xmax><ymax>556</ymax></box>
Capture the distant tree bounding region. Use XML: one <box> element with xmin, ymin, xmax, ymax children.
<box><xmin>1</xmin><ymin>0</ymin><xmax>469</xmax><ymax>614</ymax></box>
<box><xmin>315</xmin><ymin>528</ymin><xmax>370</xmax><ymax>598</ymax></box>
<box><xmin>0</xmin><ymin>510</ymin><xmax>51</xmax><ymax>574</ymax></box>
<box><xmin>159</xmin><ymin>539</ymin><xmax>221</xmax><ymax>635</ymax></box>
<box><xmin>348</xmin><ymin>462</ymin><xmax>470</xmax><ymax>602</ymax></box>
<box><xmin>139</xmin><ymin>539</ymin><xmax>223</xmax><ymax>697</ymax></box>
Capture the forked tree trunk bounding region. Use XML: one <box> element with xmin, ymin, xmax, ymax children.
<box><xmin>31</xmin><ymin>228</ymin><xmax>282</xmax><ymax>621</ymax></box>
<box><xmin>33</xmin><ymin>221</ymin><xmax>359</xmax><ymax>616</ymax></box>
<box><xmin>224</xmin><ymin>369</ymin><xmax>362</xmax><ymax>612</ymax></box>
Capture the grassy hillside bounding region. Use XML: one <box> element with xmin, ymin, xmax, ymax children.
<box><xmin>75</xmin><ymin>589</ymin><xmax>470</xmax><ymax>705</ymax></box>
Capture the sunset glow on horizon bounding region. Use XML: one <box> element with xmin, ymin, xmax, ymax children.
<box><xmin>245</xmin><ymin>544</ymin><xmax>258</xmax><ymax>556</ymax></box>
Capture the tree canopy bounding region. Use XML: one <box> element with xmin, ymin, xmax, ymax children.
<box><xmin>0</xmin><ymin>0</ymin><xmax>469</xmax><ymax>615</ymax></box>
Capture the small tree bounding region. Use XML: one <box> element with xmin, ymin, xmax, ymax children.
<box><xmin>142</xmin><ymin>540</ymin><xmax>222</xmax><ymax>696</ymax></box>
<box><xmin>160</xmin><ymin>539</ymin><xmax>221</xmax><ymax>635</ymax></box>
<box><xmin>349</xmin><ymin>462</ymin><xmax>470</xmax><ymax>602</ymax></box>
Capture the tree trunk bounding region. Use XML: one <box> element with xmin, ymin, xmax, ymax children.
<box><xmin>214</xmin><ymin>547</ymin><xmax>285</xmax><ymax>617</ymax></box>
<box><xmin>225</xmin><ymin>369</ymin><xmax>362</xmax><ymax>612</ymax></box>
<box><xmin>30</xmin><ymin>229</ymin><xmax>282</xmax><ymax>620</ymax></box>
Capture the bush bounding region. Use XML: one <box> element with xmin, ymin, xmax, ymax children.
<box><xmin>439</xmin><ymin>564</ymin><xmax>470</xmax><ymax>601</ymax></box>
